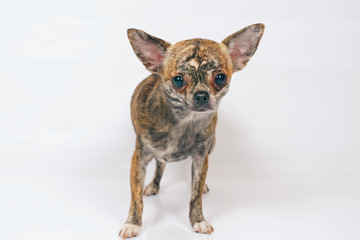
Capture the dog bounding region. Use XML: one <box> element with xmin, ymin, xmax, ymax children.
<box><xmin>119</xmin><ymin>24</ymin><xmax>265</xmax><ymax>239</ymax></box>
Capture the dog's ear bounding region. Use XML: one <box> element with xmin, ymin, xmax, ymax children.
<box><xmin>222</xmin><ymin>24</ymin><xmax>265</xmax><ymax>72</ymax></box>
<box><xmin>127</xmin><ymin>29</ymin><xmax>171</xmax><ymax>74</ymax></box>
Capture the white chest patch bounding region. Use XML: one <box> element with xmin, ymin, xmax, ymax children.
<box><xmin>144</xmin><ymin>111</ymin><xmax>214</xmax><ymax>162</ymax></box>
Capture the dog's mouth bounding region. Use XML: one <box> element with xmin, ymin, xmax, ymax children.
<box><xmin>191</xmin><ymin>105</ymin><xmax>214</xmax><ymax>112</ymax></box>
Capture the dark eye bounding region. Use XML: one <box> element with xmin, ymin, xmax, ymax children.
<box><xmin>172</xmin><ymin>75</ymin><xmax>185</xmax><ymax>88</ymax></box>
<box><xmin>214</xmin><ymin>73</ymin><xmax>227</xmax><ymax>86</ymax></box>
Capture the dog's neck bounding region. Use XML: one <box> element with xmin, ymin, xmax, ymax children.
<box><xmin>176</xmin><ymin>110</ymin><xmax>215</xmax><ymax>126</ymax></box>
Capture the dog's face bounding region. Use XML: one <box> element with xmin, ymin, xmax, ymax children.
<box><xmin>127</xmin><ymin>24</ymin><xmax>264</xmax><ymax>114</ymax></box>
<box><xmin>161</xmin><ymin>39</ymin><xmax>232</xmax><ymax>113</ymax></box>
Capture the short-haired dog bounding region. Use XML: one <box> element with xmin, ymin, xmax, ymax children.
<box><xmin>119</xmin><ymin>23</ymin><xmax>265</xmax><ymax>238</ymax></box>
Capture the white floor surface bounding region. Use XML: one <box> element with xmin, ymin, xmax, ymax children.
<box><xmin>1</xmin><ymin>160</ymin><xmax>360</xmax><ymax>240</ymax></box>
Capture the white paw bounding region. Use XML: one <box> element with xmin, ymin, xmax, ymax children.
<box><xmin>193</xmin><ymin>220</ymin><xmax>214</xmax><ymax>234</ymax></box>
<box><xmin>143</xmin><ymin>183</ymin><xmax>159</xmax><ymax>196</ymax></box>
<box><xmin>203</xmin><ymin>184</ymin><xmax>209</xmax><ymax>194</ymax></box>
<box><xmin>119</xmin><ymin>223</ymin><xmax>141</xmax><ymax>239</ymax></box>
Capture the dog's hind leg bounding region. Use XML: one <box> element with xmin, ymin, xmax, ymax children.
<box><xmin>143</xmin><ymin>159</ymin><xmax>166</xmax><ymax>196</ymax></box>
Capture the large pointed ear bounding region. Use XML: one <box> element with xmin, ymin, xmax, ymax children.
<box><xmin>222</xmin><ymin>24</ymin><xmax>265</xmax><ymax>72</ymax></box>
<box><xmin>127</xmin><ymin>29</ymin><xmax>171</xmax><ymax>74</ymax></box>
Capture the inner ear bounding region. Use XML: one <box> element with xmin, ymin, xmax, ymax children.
<box><xmin>127</xmin><ymin>29</ymin><xmax>171</xmax><ymax>74</ymax></box>
<box><xmin>222</xmin><ymin>24</ymin><xmax>265</xmax><ymax>72</ymax></box>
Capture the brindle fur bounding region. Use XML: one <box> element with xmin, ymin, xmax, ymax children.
<box><xmin>120</xmin><ymin>24</ymin><xmax>264</xmax><ymax>238</ymax></box>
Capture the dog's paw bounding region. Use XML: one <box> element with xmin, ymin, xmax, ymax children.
<box><xmin>143</xmin><ymin>183</ymin><xmax>159</xmax><ymax>196</ymax></box>
<box><xmin>193</xmin><ymin>220</ymin><xmax>214</xmax><ymax>234</ymax></box>
<box><xmin>203</xmin><ymin>184</ymin><xmax>209</xmax><ymax>194</ymax></box>
<box><xmin>119</xmin><ymin>223</ymin><xmax>141</xmax><ymax>239</ymax></box>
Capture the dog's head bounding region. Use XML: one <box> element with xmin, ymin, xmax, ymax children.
<box><xmin>127</xmin><ymin>24</ymin><xmax>264</xmax><ymax>114</ymax></box>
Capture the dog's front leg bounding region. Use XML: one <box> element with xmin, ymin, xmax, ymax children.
<box><xmin>189</xmin><ymin>154</ymin><xmax>214</xmax><ymax>234</ymax></box>
<box><xmin>119</xmin><ymin>148</ymin><xmax>149</xmax><ymax>239</ymax></box>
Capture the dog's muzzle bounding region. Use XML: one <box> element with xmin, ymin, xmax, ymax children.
<box><xmin>192</xmin><ymin>91</ymin><xmax>212</xmax><ymax>112</ymax></box>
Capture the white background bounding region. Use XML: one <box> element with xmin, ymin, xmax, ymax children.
<box><xmin>1</xmin><ymin>0</ymin><xmax>360</xmax><ymax>239</ymax></box>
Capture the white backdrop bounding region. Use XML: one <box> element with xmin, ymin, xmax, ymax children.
<box><xmin>1</xmin><ymin>0</ymin><xmax>360</xmax><ymax>239</ymax></box>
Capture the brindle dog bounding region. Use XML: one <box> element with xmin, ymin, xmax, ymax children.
<box><xmin>119</xmin><ymin>24</ymin><xmax>265</xmax><ymax>239</ymax></box>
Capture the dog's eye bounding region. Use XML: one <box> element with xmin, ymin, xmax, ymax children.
<box><xmin>172</xmin><ymin>76</ymin><xmax>185</xmax><ymax>88</ymax></box>
<box><xmin>214</xmin><ymin>73</ymin><xmax>227</xmax><ymax>86</ymax></box>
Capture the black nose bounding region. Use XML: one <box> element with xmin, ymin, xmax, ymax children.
<box><xmin>193</xmin><ymin>91</ymin><xmax>209</xmax><ymax>105</ymax></box>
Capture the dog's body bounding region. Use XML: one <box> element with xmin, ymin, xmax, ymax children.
<box><xmin>119</xmin><ymin>24</ymin><xmax>264</xmax><ymax>238</ymax></box>
<box><xmin>131</xmin><ymin>73</ymin><xmax>217</xmax><ymax>163</ymax></box>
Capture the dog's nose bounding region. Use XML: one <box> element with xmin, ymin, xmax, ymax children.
<box><xmin>193</xmin><ymin>91</ymin><xmax>209</xmax><ymax>105</ymax></box>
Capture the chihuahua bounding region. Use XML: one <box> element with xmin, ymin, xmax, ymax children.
<box><xmin>119</xmin><ymin>24</ymin><xmax>265</xmax><ymax>238</ymax></box>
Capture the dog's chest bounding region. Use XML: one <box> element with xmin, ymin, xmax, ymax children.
<box><xmin>146</xmin><ymin>116</ymin><xmax>211</xmax><ymax>162</ymax></box>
